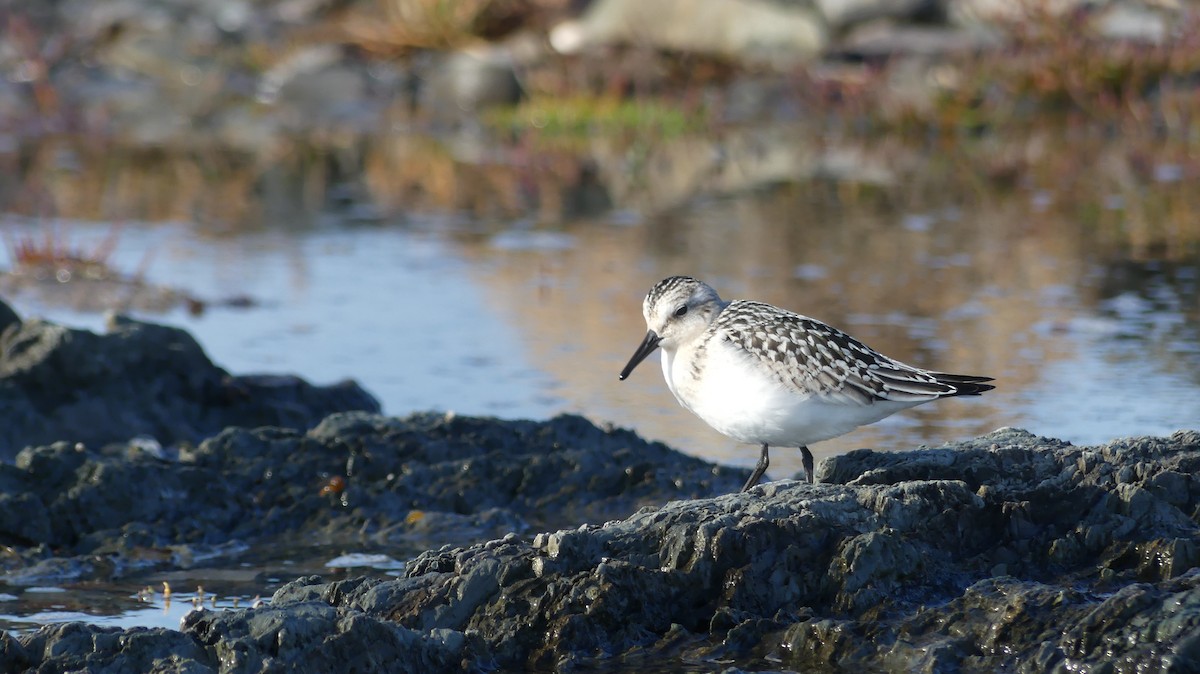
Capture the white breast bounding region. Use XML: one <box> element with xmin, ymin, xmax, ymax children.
<box><xmin>661</xmin><ymin>340</ymin><xmax>921</xmax><ymax>447</ymax></box>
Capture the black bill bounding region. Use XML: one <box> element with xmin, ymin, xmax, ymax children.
<box><xmin>618</xmin><ymin>330</ymin><xmax>662</xmax><ymax>380</ymax></box>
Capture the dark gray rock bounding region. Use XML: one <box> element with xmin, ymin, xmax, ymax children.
<box><xmin>838</xmin><ymin>23</ymin><xmax>1006</xmax><ymax>58</ymax></box>
<box><xmin>248</xmin><ymin>428</ymin><xmax>1197</xmax><ymax>671</ymax></box>
<box><xmin>0</xmin><ymin>299</ymin><xmax>19</xmax><ymax>338</ymax></box>
<box><xmin>0</xmin><ymin>410</ymin><xmax>745</xmax><ymax>577</ymax></box>
<box><xmin>258</xmin><ymin>46</ymin><xmax>377</xmax><ymax>130</ymax></box>
<box><xmin>0</xmin><ymin>307</ymin><xmax>380</xmax><ymax>458</ymax></box>
<box><xmin>421</xmin><ymin>46</ymin><xmax>524</xmax><ymax>123</ymax></box>
<box><xmin>5</xmin><ymin>410</ymin><xmax>1198</xmax><ymax>672</ymax></box>
<box><xmin>0</xmin><ymin>408</ymin><xmax>745</xmax><ymax>672</ymax></box>
<box><xmin>0</xmin><ymin>489</ymin><xmax>52</xmax><ymax>548</ymax></box>
<box><xmin>848</xmin><ymin>573</ymin><xmax>1200</xmax><ymax>673</ymax></box>
<box><xmin>0</xmin><ymin>596</ymin><xmax>472</xmax><ymax>673</ymax></box>
<box><xmin>183</xmin><ymin>600</ymin><xmax>469</xmax><ymax>673</ymax></box>
<box><xmin>14</xmin><ymin>622</ymin><xmax>212</xmax><ymax>674</ymax></box>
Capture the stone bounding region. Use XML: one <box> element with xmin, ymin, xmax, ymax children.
<box><xmin>814</xmin><ymin>0</ymin><xmax>937</xmax><ymax>30</ymax></box>
<box><xmin>6</xmin><ymin>427</ymin><xmax>1200</xmax><ymax>671</ymax></box>
<box><xmin>551</xmin><ymin>0</ymin><xmax>828</xmax><ymax>68</ymax></box>
<box><xmin>0</xmin><ymin>313</ymin><xmax>380</xmax><ymax>458</ymax></box>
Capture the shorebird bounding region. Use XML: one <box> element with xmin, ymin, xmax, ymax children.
<box><xmin>618</xmin><ymin>276</ymin><xmax>994</xmax><ymax>491</ymax></box>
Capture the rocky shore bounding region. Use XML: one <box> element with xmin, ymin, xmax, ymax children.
<box><xmin>1</xmin><ymin>299</ymin><xmax>1197</xmax><ymax>672</ymax></box>
<box><xmin>0</xmin><ymin>301</ymin><xmax>380</xmax><ymax>459</ymax></box>
<box><xmin>1</xmin><ymin>0</ymin><xmax>1181</xmax><ymax>148</ymax></box>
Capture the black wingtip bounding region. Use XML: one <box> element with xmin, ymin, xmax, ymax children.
<box><xmin>930</xmin><ymin>372</ymin><xmax>995</xmax><ymax>396</ymax></box>
<box><xmin>933</xmin><ymin>373</ymin><xmax>995</xmax><ymax>384</ymax></box>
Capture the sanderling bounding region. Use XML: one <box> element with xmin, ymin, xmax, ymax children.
<box><xmin>618</xmin><ymin>275</ymin><xmax>994</xmax><ymax>491</ymax></box>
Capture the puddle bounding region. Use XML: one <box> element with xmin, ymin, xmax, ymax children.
<box><xmin>0</xmin><ymin>219</ymin><xmax>565</xmax><ymax>422</ymax></box>
<box><xmin>0</xmin><ymin>584</ymin><xmax>256</xmax><ymax>635</ymax></box>
<box><xmin>0</xmin><ymin>543</ymin><xmax>416</xmax><ymax>634</ymax></box>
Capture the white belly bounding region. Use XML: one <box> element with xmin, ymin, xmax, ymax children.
<box><xmin>661</xmin><ymin>345</ymin><xmax>919</xmax><ymax>447</ymax></box>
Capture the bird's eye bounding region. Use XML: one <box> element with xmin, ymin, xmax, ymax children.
<box><xmin>674</xmin><ymin>305</ymin><xmax>688</xmax><ymax>317</ymax></box>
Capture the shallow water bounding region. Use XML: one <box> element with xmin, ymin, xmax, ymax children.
<box><xmin>1</xmin><ymin>129</ymin><xmax>1198</xmax><ymax>633</ymax></box>
<box><xmin>6</xmin><ymin>197</ymin><xmax>1195</xmax><ymax>480</ymax></box>
<box><xmin>0</xmin><ymin>582</ymin><xmax>255</xmax><ymax>635</ymax></box>
<box><xmin>0</xmin><ymin>541</ymin><xmax>414</xmax><ymax>635</ymax></box>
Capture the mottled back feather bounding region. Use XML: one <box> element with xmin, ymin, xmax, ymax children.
<box><xmin>708</xmin><ymin>301</ymin><xmax>991</xmax><ymax>405</ymax></box>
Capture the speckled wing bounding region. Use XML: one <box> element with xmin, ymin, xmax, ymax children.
<box><xmin>711</xmin><ymin>301</ymin><xmax>957</xmax><ymax>406</ymax></box>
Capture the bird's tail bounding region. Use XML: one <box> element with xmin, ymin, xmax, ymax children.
<box><xmin>930</xmin><ymin>372</ymin><xmax>995</xmax><ymax>396</ymax></box>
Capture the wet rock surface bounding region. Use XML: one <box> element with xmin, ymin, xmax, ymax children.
<box><xmin>3</xmin><ymin>423</ymin><xmax>1197</xmax><ymax>672</ymax></box>
<box><xmin>0</xmin><ymin>409</ymin><xmax>743</xmax><ymax>581</ymax></box>
<box><xmin>0</xmin><ymin>299</ymin><xmax>379</xmax><ymax>458</ymax></box>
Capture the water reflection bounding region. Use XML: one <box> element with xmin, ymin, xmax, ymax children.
<box><xmin>0</xmin><ymin>128</ymin><xmax>1197</xmax><ymax>485</ymax></box>
<box><xmin>0</xmin><ymin>583</ymin><xmax>254</xmax><ymax>635</ymax></box>
<box><xmin>447</xmin><ymin>137</ymin><xmax>1200</xmax><ymax>478</ymax></box>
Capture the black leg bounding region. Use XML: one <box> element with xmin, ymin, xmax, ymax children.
<box><xmin>742</xmin><ymin>443</ymin><xmax>769</xmax><ymax>492</ymax></box>
<box><xmin>801</xmin><ymin>445</ymin><xmax>814</xmax><ymax>484</ymax></box>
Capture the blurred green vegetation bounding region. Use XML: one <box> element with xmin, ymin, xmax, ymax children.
<box><xmin>485</xmin><ymin>96</ymin><xmax>710</xmax><ymax>144</ymax></box>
